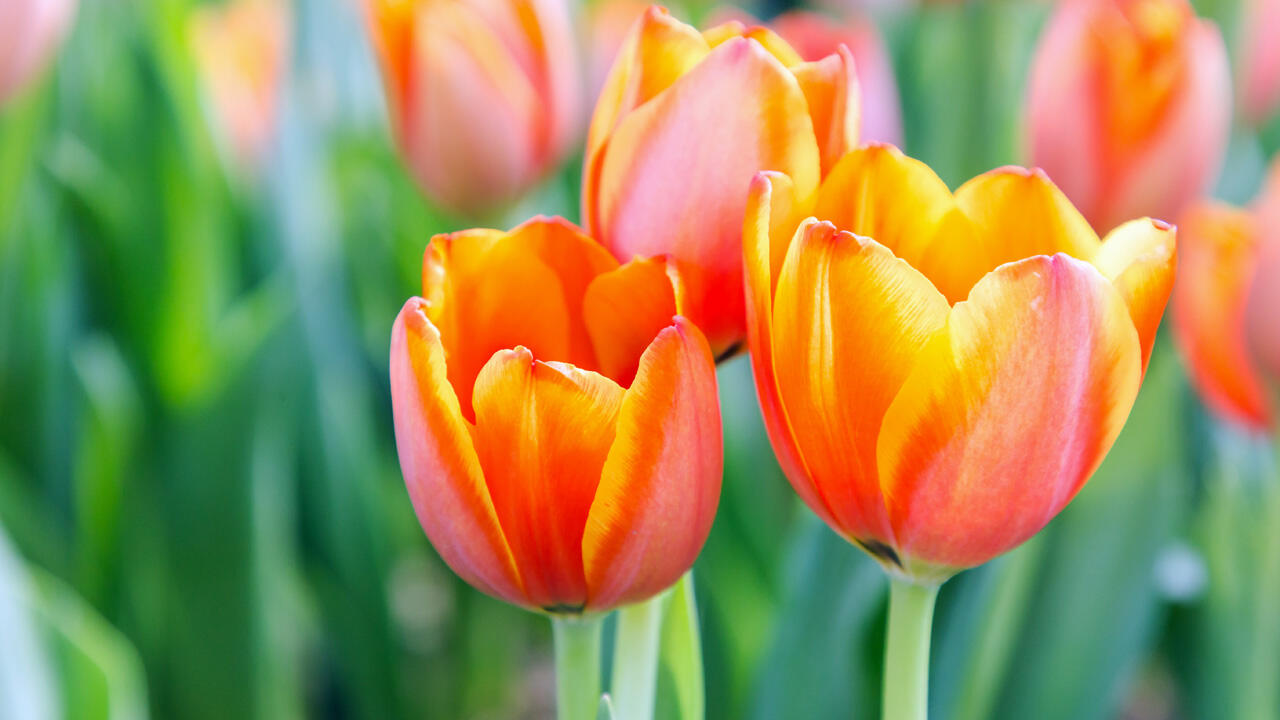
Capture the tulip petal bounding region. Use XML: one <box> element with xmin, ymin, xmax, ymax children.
<box><xmin>583</xmin><ymin>318</ymin><xmax>721</xmax><ymax>610</ymax></box>
<box><xmin>922</xmin><ymin>167</ymin><xmax>1102</xmax><ymax>303</ymax></box>
<box><xmin>703</xmin><ymin>21</ymin><xmax>806</xmax><ymax>67</ymax></box>
<box><xmin>390</xmin><ymin>300</ymin><xmax>526</xmax><ymax>606</ymax></box>
<box><xmin>878</xmin><ymin>254</ymin><xmax>1141</xmax><ymax>572</ymax></box>
<box><xmin>422</xmin><ymin>218</ymin><xmax>617</xmax><ymax>415</ymax></box>
<box><xmin>589</xmin><ymin>36</ymin><xmax>821</xmax><ymax>353</ymax></box>
<box><xmin>813</xmin><ymin>144</ymin><xmax>956</xmax><ymax>277</ymax></box>
<box><xmin>1172</xmin><ymin>204</ymin><xmax>1274</xmax><ymax>428</ymax></box>
<box><xmin>583</xmin><ymin>256</ymin><xmax>680</xmax><ymax>387</ymax></box>
<box><xmin>772</xmin><ymin>221</ymin><xmax>950</xmax><ymax>548</ymax></box>
<box><xmin>743</xmin><ymin>173</ymin><xmax>835</xmax><ymax>526</ymax></box>
<box><xmin>470</xmin><ymin>348</ymin><xmax>625</xmax><ymax>612</ymax></box>
<box><xmin>1091</xmin><ymin>218</ymin><xmax>1178</xmax><ymax>372</ymax></box>
<box><xmin>586</xmin><ymin>6</ymin><xmax>710</xmax><ymax>161</ymax></box>
<box><xmin>792</xmin><ymin>45</ymin><xmax>860</xmax><ymax>176</ymax></box>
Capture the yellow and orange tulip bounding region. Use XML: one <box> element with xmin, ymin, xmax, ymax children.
<box><xmin>1026</xmin><ymin>0</ymin><xmax>1230</xmax><ymax>233</ymax></box>
<box><xmin>743</xmin><ymin>144</ymin><xmax>1176</xmax><ymax>582</ymax></box>
<box><xmin>583</xmin><ymin>6</ymin><xmax>861</xmax><ymax>357</ymax></box>
<box><xmin>190</xmin><ymin>0</ymin><xmax>288</xmax><ymax>171</ymax></box>
<box><xmin>0</xmin><ymin>0</ymin><xmax>76</xmax><ymax>106</ymax></box>
<box><xmin>1174</xmin><ymin>164</ymin><xmax>1280</xmax><ymax>431</ymax></box>
<box><xmin>389</xmin><ymin>217</ymin><xmax>722</xmax><ymax>613</ymax></box>
<box><xmin>366</xmin><ymin>0</ymin><xmax>580</xmax><ymax>217</ymax></box>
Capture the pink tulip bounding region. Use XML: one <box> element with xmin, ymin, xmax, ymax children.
<box><xmin>366</xmin><ymin>0</ymin><xmax>581</xmax><ymax>217</ymax></box>
<box><xmin>1247</xmin><ymin>162</ymin><xmax>1280</xmax><ymax>392</ymax></box>
<box><xmin>1026</xmin><ymin>0</ymin><xmax>1231</xmax><ymax>233</ymax></box>
<box><xmin>0</xmin><ymin>0</ymin><xmax>76</xmax><ymax>106</ymax></box>
<box><xmin>1239</xmin><ymin>0</ymin><xmax>1280</xmax><ymax>124</ymax></box>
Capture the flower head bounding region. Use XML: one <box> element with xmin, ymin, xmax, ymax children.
<box><xmin>390</xmin><ymin>217</ymin><xmax>722</xmax><ymax>612</ymax></box>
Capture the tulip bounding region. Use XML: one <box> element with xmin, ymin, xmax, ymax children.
<box><xmin>190</xmin><ymin>0</ymin><xmax>288</xmax><ymax>171</ymax></box>
<box><xmin>366</xmin><ymin>0</ymin><xmax>580</xmax><ymax>217</ymax></box>
<box><xmin>1239</xmin><ymin>0</ymin><xmax>1280</xmax><ymax>124</ymax></box>
<box><xmin>390</xmin><ymin>216</ymin><xmax>721</xmax><ymax>616</ymax></box>
<box><xmin>1248</xmin><ymin>167</ymin><xmax>1280</xmax><ymax>388</ymax></box>
<box><xmin>1175</xmin><ymin>165</ymin><xmax>1280</xmax><ymax>431</ymax></box>
<box><xmin>1025</xmin><ymin>0</ymin><xmax>1231</xmax><ymax>233</ymax></box>
<box><xmin>0</xmin><ymin>0</ymin><xmax>77</xmax><ymax>106</ymax></box>
<box><xmin>584</xmin><ymin>6</ymin><xmax>860</xmax><ymax>357</ymax></box>
<box><xmin>743</xmin><ymin>144</ymin><xmax>1175</xmax><ymax>719</ymax></box>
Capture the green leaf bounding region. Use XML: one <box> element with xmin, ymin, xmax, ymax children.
<box><xmin>658</xmin><ymin>572</ymin><xmax>704</xmax><ymax>720</ymax></box>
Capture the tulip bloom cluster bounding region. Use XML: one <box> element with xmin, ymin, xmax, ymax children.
<box><xmin>1026</xmin><ymin>0</ymin><xmax>1230</xmax><ymax>232</ymax></box>
<box><xmin>389</xmin><ymin>217</ymin><xmax>722</xmax><ymax>614</ymax></box>
<box><xmin>1174</xmin><ymin>162</ymin><xmax>1280</xmax><ymax>430</ymax></box>
<box><xmin>744</xmin><ymin>145</ymin><xmax>1176</xmax><ymax>581</ymax></box>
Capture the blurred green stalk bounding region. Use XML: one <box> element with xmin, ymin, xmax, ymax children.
<box><xmin>554</xmin><ymin>615</ymin><xmax>604</xmax><ymax>720</ymax></box>
<box><xmin>882</xmin><ymin>579</ymin><xmax>939</xmax><ymax>720</ymax></box>
<box><xmin>611</xmin><ymin>590</ymin><xmax>665</xmax><ymax>720</ymax></box>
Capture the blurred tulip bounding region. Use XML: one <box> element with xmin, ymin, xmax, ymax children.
<box><xmin>1026</xmin><ymin>0</ymin><xmax>1231</xmax><ymax>233</ymax></box>
<box><xmin>1239</xmin><ymin>0</ymin><xmax>1280</xmax><ymax>124</ymax></box>
<box><xmin>366</xmin><ymin>0</ymin><xmax>581</xmax><ymax>217</ymax></box>
<box><xmin>1176</xmin><ymin>164</ymin><xmax>1280</xmax><ymax>431</ymax></box>
<box><xmin>1247</xmin><ymin>166</ymin><xmax>1280</xmax><ymax>388</ymax></box>
<box><xmin>0</xmin><ymin>0</ymin><xmax>76</xmax><ymax>106</ymax></box>
<box><xmin>389</xmin><ymin>216</ymin><xmax>722</xmax><ymax>614</ymax></box>
<box><xmin>584</xmin><ymin>6</ymin><xmax>861</xmax><ymax>357</ymax></box>
<box><xmin>190</xmin><ymin>0</ymin><xmax>288</xmax><ymax>172</ymax></box>
<box><xmin>744</xmin><ymin>144</ymin><xmax>1176</xmax><ymax>582</ymax></box>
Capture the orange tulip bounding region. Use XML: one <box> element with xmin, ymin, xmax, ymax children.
<box><xmin>584</xmin><ymin>6</ymin><xmax>860</xmax><ymax>357</ymax></box>
<box><xmin>1174</xmin><ymin>165</ymin><xmax>1280</xmax><ymax>431</ymax></box>
<box><xmin>744</xmin><ymin>144</ymin><xmax>1176</xmax><ymax>581</ymax></box>
<box><xmin>1239</xmin><ymin>0</ymin><xmax>1280</xmax><ymax>124</ymax></box>
<box><xmin>0</xmin><ymin>0</ymin><xmax>76</xmax><ymax>106</ymax></box>
<box><xmin>366</xmin><ymin>0</ymin><xmax>581</xmax><ymax>217</ymax></box>
<box><xmin>190</xmin><ymin>0</ymin><xmax>288</xmax><ymax>171</ymax></box>
<box><xmin>1026</xmin><ymin>0</ymin><xmax>1230</xmax><ymax>233</ymax></box>
<box><xmin>389</xmin><ymin>216</ymin><xmax>722</xmax><ymax>613</ymax></box>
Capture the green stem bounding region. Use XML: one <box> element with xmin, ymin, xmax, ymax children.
<box><xmin>882</xmin><ymin>578</ymin><xmax>939</xmax><ymax>720</ymax></box>
<box><xmin>611</xmin><ymin>592</ymin><xmax>667</xmax><ymax>720</ymax></box>
<box><xmin>552</xmin><ymin>614</ymin><xmax>604</xmax><ymax>720</ymax></box>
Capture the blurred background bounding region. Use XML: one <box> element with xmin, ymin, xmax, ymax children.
<box><xmin>2</xmin><ymin>0</ymin><xmax>1280</xmax><ymax>718</ymax></box>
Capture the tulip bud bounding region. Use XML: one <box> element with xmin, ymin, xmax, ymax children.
<box><xmin>0</xmin><ymin>0</ymin><xmax>76</xmax><ymax>106</ymax></box>
<box><xmin>1026</xmin><ymin>0</ymin><xmax>1231</xmax><ymax>233</ymax></box>
<box><xmin>190</xmin><ymin>0</ymin><xmax>288</xmax><ymax>172</ymax></box>
<box><xmin>366</xmin><ymin>0</ymin><xmax>581</xmax><ymax>217</ymax></box>
<box><xmin>584</xmin><ymin>7</ymin><xmax>860</xmax><ymax>357</ymax></box>
<box><xmin>1239</xmin><ymin>0</ymin><xmax>1280</xmax><ymax>125</ymax></box>
<box><xmin>390</xmin><ymin>217</ymin><xmax>722</xmax><ymax>613</ymax></box>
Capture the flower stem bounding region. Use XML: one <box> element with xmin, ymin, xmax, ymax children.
<box><xmin>882</xmin><ymin>578</ymin><xmax>939</xmax><ymax>720</ymax></box>
<box><xmin>611</xmin><ymin>591</ymin><xmax>667</xmax><ymax>720</ymax></box>
<box><xmin>553</xmin><ymin>614</ymin><xmax>604</xmax><ymax>720</ymax></box>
